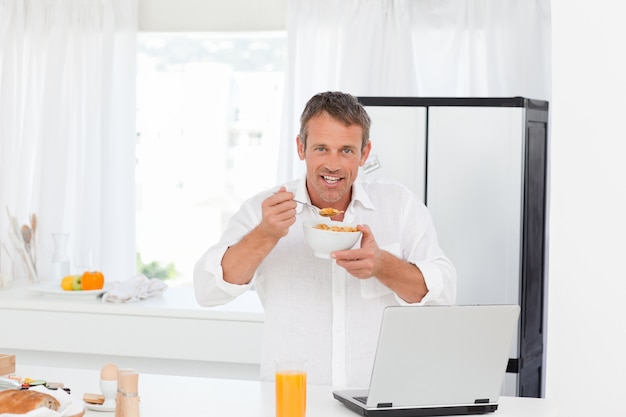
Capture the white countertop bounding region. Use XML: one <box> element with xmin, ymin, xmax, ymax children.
<box><xmin>0</xmin><ymin>283</ymin><xmax>264</xmax><ymax>321</ymax></box>
<box><xmin>11</xmin><ymin>365</ymin><xmax>559</xmax><ymax>417</ymax></box>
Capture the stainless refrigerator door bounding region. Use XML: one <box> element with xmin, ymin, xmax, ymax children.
<box><xmin>360</xmin><ymin>106</ymin><xmax>427</xmax><ymax>202</ymax></box>
<box><xmin>427</xmin><ymin>106</ymin><xmax>525</xmax><ymax>397</ymax></box>
<box><xmin>361</xmin><ymin>103</ymin><xmax>526</xmax><ymax>397</ymax></box>
<box><xmin>427</xmin><ymin>106</ymin><xmax>524</xmax><ymax>307</ymax></box>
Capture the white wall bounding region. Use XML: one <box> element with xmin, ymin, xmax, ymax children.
<box><xmin>547</xmin><ymin>1</ymin><xmax>626</xmax><ymax>415</ymax></box>
<box><xmin>138</xmin><ymin>1</ymin><xmax>626</xmax><ymax>415</ymax></box>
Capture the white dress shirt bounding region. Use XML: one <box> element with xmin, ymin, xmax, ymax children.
<box><xmin>194</xmin><ymin>176</ymin><xmax>456</xmax><ymax>387</ymax></box>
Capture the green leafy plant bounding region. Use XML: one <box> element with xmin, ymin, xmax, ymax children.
<box><xmin>136</xmin><ymin>253</ymin><xmax>178</xmax><ymax>280</ymax></box>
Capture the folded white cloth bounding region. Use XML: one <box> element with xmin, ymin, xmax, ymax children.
<box><xmin>102</xmin><ymin>274</ymin><xmax>168</xmax><ymax>303</ymax></box>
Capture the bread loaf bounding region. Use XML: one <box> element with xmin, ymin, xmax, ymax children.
<box><xmin>0</xmin><ymin>389</ymin><xmax>60</xmax><ymax>414</ymax></box>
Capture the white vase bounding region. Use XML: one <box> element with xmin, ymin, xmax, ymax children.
<box><xmin>51</xmin><ymin>233</ymin><xmax>71</xmax><ymax>281</ymax></box>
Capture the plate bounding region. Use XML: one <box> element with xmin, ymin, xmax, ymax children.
<box><xmin>31</xmin><ymin>283</ymin><xmax>107</xmax><ymax>298</ymax></box>
<box><xmin>84</xmin><ymin>402</ymin><xmax>116</xmax><ymax>412</ymax></box>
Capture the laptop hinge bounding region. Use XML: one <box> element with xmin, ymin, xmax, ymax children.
<box><xmin>506</xmin><ymin>358</ymin><xmax>520</xmax><ymax>373</ymax></box>
<box><xmin>474</xmin><ymin>398</ymin><xmax>490</xmax><ymax>404</ymax></box>
<box><xmin>377</xmin><ymin>402</ymin><xmax>393</xmax><ymax>408</ymax></box>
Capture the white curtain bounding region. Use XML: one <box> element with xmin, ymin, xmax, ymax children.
<box><xmin>0</xmin><ymin>0</ymin><xmax>137</xmax><ymax>284</ymax></box>
<box><xmin>279</xmin><ymin>0</ymin><xmax>551</xmax><ymax>182</ymax></box>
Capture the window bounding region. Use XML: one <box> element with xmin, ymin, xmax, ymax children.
<box><xmin>136</xmin><ymin>32</ymin><xmax>286</xmax><ymax>286</ymax></box>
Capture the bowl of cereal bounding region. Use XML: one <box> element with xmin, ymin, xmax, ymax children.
<box><xmin>303</xmin><ymin>220</ymin><xmax>362</xmax><ymax>259</ymax></box>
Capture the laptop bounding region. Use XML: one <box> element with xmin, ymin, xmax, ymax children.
<box><xmin>333</xmin><ymin>304</ymin><xmax>520</xmax><ymax>417</ymax></box>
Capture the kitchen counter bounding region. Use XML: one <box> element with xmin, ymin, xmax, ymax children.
<box><xmin>0</xmin><ymin>284</ymin><xmax>264</xmax><ymax>379</ymax></box>
<box><xmin>0</xmin><ymin>283</ymin><xmax>263</xmax><ymax>319</ymax></box>
<box><xmin>11</xmin><ymin>364</ymin><xmax>559</xmax><ymax>417</ymax></box>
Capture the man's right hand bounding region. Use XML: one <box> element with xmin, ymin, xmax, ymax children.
<box><xmin>221</xmin><ymin>186</ymin><xmax>296</xmax><ymax>285</ymax></box>
<box><xmin>258</xmin><ymin>187</ymin><xmax>297</xmax><ymax>240</ymax></box>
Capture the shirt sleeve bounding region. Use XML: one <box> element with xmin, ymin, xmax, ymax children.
<box><xmin>193</xmin><ymin>242</ymin><xmax>255</xmax><ymax>307</ymax></box>
<box><xmin>397</xmin><ymin>192</ymin><xmax>457</xmax><ymax>306</ymax></box>
<box><xmin>193</xmin><ymin>195</ymin><xmax>263</xmax><ymax>307</ymax></box>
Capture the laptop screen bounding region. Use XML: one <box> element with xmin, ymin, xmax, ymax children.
<box><xmin>334</xmin><ymin>304</ymin><xmax>520</xmax><ymax>417</ymax></box>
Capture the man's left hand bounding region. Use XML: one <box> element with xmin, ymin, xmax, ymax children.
<box><xmin>331</xmin><ymin>224</ymin><xmax>381</xmax><ymax>278</ymax></box>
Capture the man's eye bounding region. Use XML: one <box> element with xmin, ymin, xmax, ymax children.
<box><xmin>342</xmin><ymin>148</ymin><xmax>354</xmax><ymax>154</ymax></box>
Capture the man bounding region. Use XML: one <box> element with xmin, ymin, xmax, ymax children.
<box><xmin>194</xmin><ymin>91</ymin><xmax>456</xmax><ymax>387</ymax></box>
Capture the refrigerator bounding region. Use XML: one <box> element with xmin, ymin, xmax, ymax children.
<box><xmin>358</xmin><ymin>97</ymin><xmax>549</xmax><ymax>398</ymax></box>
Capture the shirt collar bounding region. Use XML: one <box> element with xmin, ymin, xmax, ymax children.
<box><xmin>294</xmin><ymin>177</ymin><xmax>308</xmax><ymax>214</ymax></box>
<box><xmin>351</xmin><ymin>176</ymin><xmax>375</xmax><ymax>210</ymax></box>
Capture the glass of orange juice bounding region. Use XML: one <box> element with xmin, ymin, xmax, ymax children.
<box><xmin>275</xmin><ymin>359</ymin><xmax>307</xmax><ymax>417</ymax></box>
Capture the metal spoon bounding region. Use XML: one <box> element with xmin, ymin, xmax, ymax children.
<box><xmin>293</xmin><ymin>199</ymin><xmax>344</xmax><ymax>217</ymax></box>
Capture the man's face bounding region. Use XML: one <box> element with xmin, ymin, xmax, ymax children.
<box><xmin>297</xmin><ymin>111</ymin><xmax>371</xmax><ymax>207</ymax></box>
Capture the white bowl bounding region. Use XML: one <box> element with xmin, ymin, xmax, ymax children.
<box><xmin>303</xmin><ymin>221</ymin><xmax>362</xmax><ymax>258</ymax></box>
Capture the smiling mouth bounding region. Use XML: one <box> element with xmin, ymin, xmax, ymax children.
<box><xmin>322</xmin><ymin>175</ymin><xmax>342</xmax><ymax>184</ymax></box>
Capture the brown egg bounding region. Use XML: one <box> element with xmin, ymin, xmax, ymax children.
<box><xmin>100</xmin><ymin>363</ymin><xmax>118</xmax><ymax>380</ymax></box>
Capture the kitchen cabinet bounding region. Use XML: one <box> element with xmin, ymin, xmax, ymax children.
<box><xmin>0</xmin><ymin>286</ymin><xmax>263</xmax><ymax>380</ymax></box>
<box><xmin>358</xmin><ymin>97</ymin><xmax>549</xmax><ymax>398</ymax></box>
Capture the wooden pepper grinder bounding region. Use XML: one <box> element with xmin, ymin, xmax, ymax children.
<box><xmin>115</xmin><ymin>369</ymin><xmax>139</xmax><ymax>417</ymax></box>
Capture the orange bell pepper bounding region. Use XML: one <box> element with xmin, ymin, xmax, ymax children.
<box><xmin>81</xmin><ymin>271</ymin><xmax>105</xmax><ymax>290</ymax></box>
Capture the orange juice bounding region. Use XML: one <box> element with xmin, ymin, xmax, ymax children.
<box><xmin>275</xmin><ymin>370</ymin><xmax>307</xmax><ymax>417</ymax></box>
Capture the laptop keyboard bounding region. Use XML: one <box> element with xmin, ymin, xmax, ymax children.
<box><xmin>354</xmin><ymin>396</ymin><xmax>368</xmax><ymax>404</ymax></box>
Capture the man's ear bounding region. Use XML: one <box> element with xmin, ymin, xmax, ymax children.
<box><xmin>359</xmin><ymin>141</ymin><xmax>372</xmax><ymax>166</ymax></box>
<box><xmin>296</xmin><ymin>135</ymin><xmax>306</xmax><ymax>161</ymax></box>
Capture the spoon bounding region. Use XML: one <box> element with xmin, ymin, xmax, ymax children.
<box><xmin>293</xmin><ymin>198</ymin><xmax>344</xmax><ymax>217</ymax></box>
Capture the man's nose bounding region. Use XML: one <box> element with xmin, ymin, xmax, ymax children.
<box><xmin>323</xmin><ymin>152</ymin><xmax>342</xmax><ymax>170</ymax></box>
